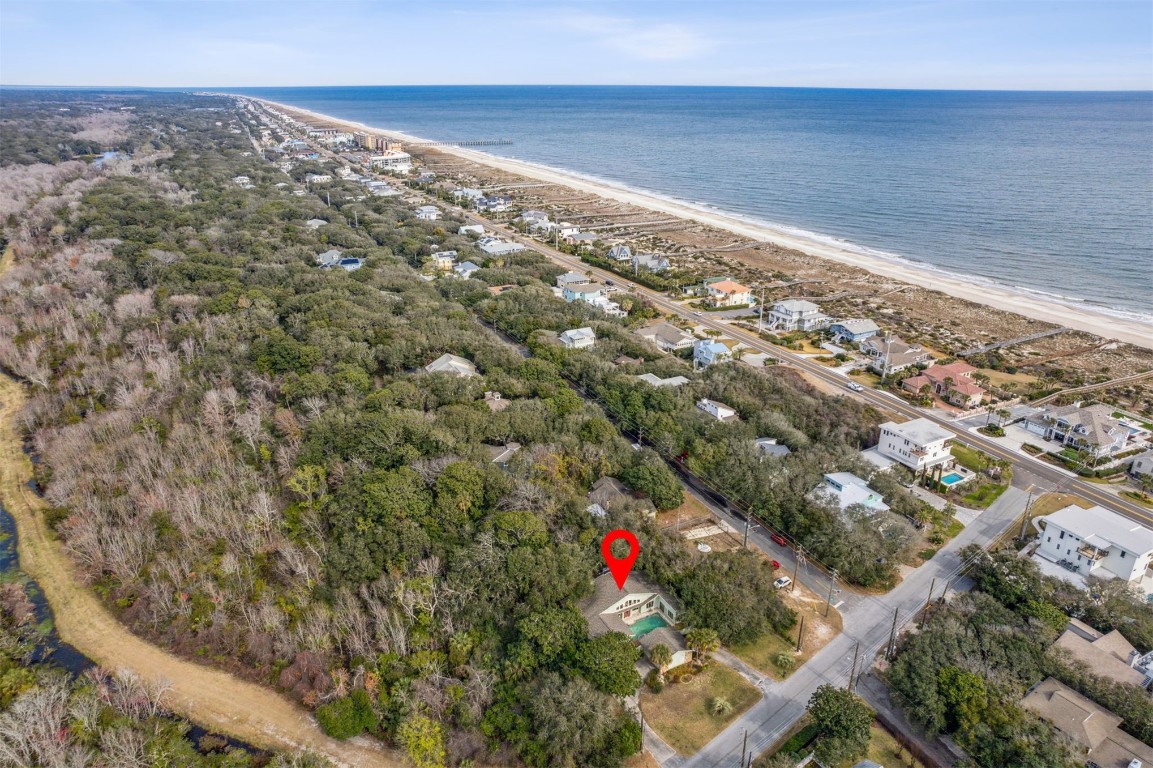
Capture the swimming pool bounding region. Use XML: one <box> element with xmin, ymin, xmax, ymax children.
<box><xmin>941</xmin><ymin>472</ymin><xmax>965</xmax><ymax>485</ymax></box>
<box><xmin>629</xmin><ymin>614</ymin><xmax>670</xmax><ymax>638</ymax></box>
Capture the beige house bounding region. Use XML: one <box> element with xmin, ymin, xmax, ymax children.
<box><xmin>581</xmin><ymin>573</ymin><xmax>692</xmax><ymax>672</ymax></box>
<box><xmin>1053</xmin><ymin>619</ymin><xmax>1151</xmax><ymax>688</ymax></box>
<box><xmin>1022</xmin><ymin>677</ymin><xmax>1153</xmax><ymax>768</ymax></box>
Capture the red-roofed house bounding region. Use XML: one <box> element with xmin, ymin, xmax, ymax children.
<box><xmin>902</xmin><ymin>361</ymin><xmax>986</xmax><ymax>407</ymax></box>
<box><xmin>704</xmin><ymin>280</ymin><xmax>753</xmax><ymax>308</ymax></box>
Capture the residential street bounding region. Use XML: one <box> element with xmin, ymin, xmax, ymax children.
<box><xmin>672</xmin><ymin>487</ymin><xmax>1028</xmax><ymax>768</ymax></box>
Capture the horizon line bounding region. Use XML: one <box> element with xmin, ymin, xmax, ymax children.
<box><xmin>2</xmin><ymin>83</ymin><xmax>1151</xmax><ymax>94</ymax></box>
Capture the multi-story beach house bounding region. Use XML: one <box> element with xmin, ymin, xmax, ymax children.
<box><xmin>556</xmin><ymin>271</ymin><xmax>590</xmax><ymax>290</ymax></box>
<box><xmin>860</xmin><ymin>335</ymin><xmax>932</xmax><ymax>375</ymax></box>
<box><xmin>901</xmin><ymin>361</ymin><xmax>986</xmax><ymax>408</ymax></box>
<box><xmin>693</xmin><ymin>338</ymin><xmax>731</xmax><ymax>368</ymax></box>
<box><xmin>876</xmin><ymin>418</ymin><xmax>953</xmax><ymax>472</ymax></box>
<box><xmin>367</xmin><ymin>150</ymin><xmax>412</xmax><ymax>173</ymax></box>
<box><xmin>1035</xmin><ymin>504</ymin><xmax>1153</xmax><ymax>593</ymax></box>
<box><xmin>696</xmin><ymin>398</ymin><xmax>739</xmax><ymax>422</ymax></box>
<box><xmin>636</xmin><ymin>322</ymin><xmax>695</xmax><ymax>352</ymax></box>
<box><xmin>477</xmin><ymin>237</ymin><xmax>526</xmax><ymax>256</ymax></box>
<box><xmin>559</xmin><ymin>327</ymin><xmax>596</xmax><ymax>349</ymax></box>
<box><xmin>632</xmin><ymin>252</ymin><xmax>671</xmax><ymax>273</ymax></box>
<box><xmin>810</xmin><ymin>472</ymin><xmax>890</xmax><ymax>514</ymax></box>
<box><xmin>414</xmin><ymin>205</ymin><xmax>441</xmax><ymax>221</ymax></box>
<box><xmin>424</xmin><ymin>353</ymin><xmax>479</xmax><ymax>378</ymax></box>
<box><xmin>1023</xmin><ymin>403</ymin><xmax>1129</xmax><ymax>458</ymax></box>
<box><xmin>563</xmin><ymin>282</ymin><xmax>604</xmax><ymax>304</ymax></box>
<box><xmin>607</xmin><ymin>244</ymin><xmax>632</xmax><ymax>262</ymax></box>
<box><xmin>828</xmin><ymin>319</ymin><xmax>880</xmax><ymax>343</ymax></box>
<box><xmin>704</xmin><ymin>279</ymin><xmax>753</xmax><ymax>308</ymax></box>
<box><xmin>766</xmin><ymin>299</ymin><xmax>831</xmax><ymax>332</ymax></box>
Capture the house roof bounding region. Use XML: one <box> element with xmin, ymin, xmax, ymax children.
<box><xmin>581</xmin><ymin>572</ymin><xmax>680</xmax><ymax>636</ymax></box>
<box><xmin>925</xmin><ymin>361</ymin><xmax>976</xmax><ymax>380</ymax></box>
<box><xmin>832</xmin><ymin>319</ymin><xmax>880</xmax><ymax>334</ymax></box>
<box><xmin>775</xmin><ymin>299</ymin><xmax>820</xmax><ymax>313</ymax></box>
<box><xmin>1021</xmin><ymin>678</ymin><xmax>1125</xmax><ymax>750</ymax></box>
<box><xmin>557</xmin><ymin>271</ymin><xmax>588</xmax><ymax>285</ymax></box>
<box><xmin>455</xmin><ymin>261</ymin><xmax>481</xmax><ymax>272</ymax></box>
<box><xmin>903</xmin><ymin>375</ymin><xmax>932</xmax><ymax>392</ymax></box>
<box><xmin>487</xmin><ymin>442</ymin><xmax>521</xmax><ymax>465</ymax></box>
<box><xmin>636</xmin><ymin>373</ymin><xmax>690</xmax><ymax>388</ymax></box>
<box><xmin>1040</xmin><ymin>403</ymin><xmax>1125</xmax><ymax>449</ymax></box>
<box><xmin>755</xmin><ymin>438</ymin><xmax>792</xmax><ymax>457</ymax></box>
<box><xmin>815</xmin><ymin>473</ymin><xmax>890</xmax><ymax>512</ymax></box>
<box><xmin>1041</xmin><ymin>504</ymin><xmax>1153</xmax><ymax>557</ymax></box>
<box><xmin>695</xmin><ymin>339</ymin><xmax>729</xmax><ymax>355</ymax></box>
<box><xmin>880</xmin><ymin>418</ymin><xmax>952</xmax><ymax>446</ymax></box>
<box><xmin>638</xmin><ymin>625</ymin><xmax>687</xmax><ymax>653</ymax></box>
<box><xmin>637</xmin><ymin>322</ymin><xmax>693</xmax><ymax>346</ymax></box>
<box><xmin>708</xmin><ymin>279</ymin><xmax>749</xmax><ymax>294</ymax></box>
<box><xmin>1054</xmin><ymin>624</ymin><xmax>1145</xmax><ymax>687</ymax></box>
<box><xmin>589</xmin><ymin>476</ymin><xmax>631</xmax><ymax>506</ymax></box>
<box><xmin>424</xmin><ymin>353</ymin><xmax>478</xmax><ymax>377</ymax></box>
<box><xmin>560</xmin><ymin>327</ymin><xmax>595</xmax><ymax>342</ymax></box>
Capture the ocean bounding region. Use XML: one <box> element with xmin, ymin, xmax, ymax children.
<box><xmin>227</xmin><ymin>86</ymin><xmax>1153</xmax><ymax>318</ymax></box>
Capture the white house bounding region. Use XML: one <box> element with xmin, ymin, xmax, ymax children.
<box><xmin>636</xmin><ymin>322</ymin><xmax>694</xmax><ymax>353</ymax></box>
<box><xmin>477</xmin><ymin>237</ymin><xmax>525</xmax><ymax>256</ymax></box>
<box><xmin>860</xmin><ymin>335</ymin><xmax>932</xmax><ymax>375</ymax></box>
<box><xmin>415</xmin><ymin>205</ymin><xmax>441</xmax><ymax>221</ymax></box>
<box><xmin>697</xmin><ymin>398</ymin><xmax>738</xmax><ymax>422</ymax></box>
<box><xmin>1023</xmin><ymin>403</ymin><xmax>1130</xmax><ymax>459</ymax></box>
<box><xmin>519</xmin><ymin>210</ymin><xmax>550</xmax><ymax>228</ymax></box>
<box><xmin>693</xmin><ymin>338</ymin><xmax>731</xmax><ymax>368</ymax></box>
<box><xmin>810</xmin><ymin>472</ymin><xmax>890</xmax><ymax>514</ymax></box>
<box><xmin>424</xmin><ymin>353</ymin><xmax>478</xmax><ymax>378</ymax></box>
<box><xmin>431</xmin><ymin>252</ymin><xmax>457</xmax><ymax>272</ymax></box>
<box><xmin>754</xmin><ymin>437</ymin><xmax>792</xmax><ymax>459</ymax></box>
<box><xmin>1035</xmin><ymin>504</ymin><xmax>1153</xmax><ymax>591</ymax></box>
<box><xmin>552</xmin><ymin>222</ymin><xmax>580</xmax><ymax>238</ymax></box>
<box><xmin>458</xmin><ymin>224</ymin><xmax>485</xmax><ymax>236</ymax></box>
<box><xmin>581</xmin><ymin>573</ymin><xmax>692</xmax><ymax>672</ymax></box>
<box><xmin>367</xmin><ymin>150</ymin><xmax>412</xmax><ymax>173</ymax></box>
<box><xmin>559</xmin><ymin>327</ymin><xmax>596</xmax><ymax>349</ymax></box>
<box><xmin>315</xmin><ymin>249</ymin><xmax>343</xmax><ymax>268</ymax></box>
<box><xmin>876</xmin><ymin>418</ymin><xmax>953</xmax><ymax>472</ymax></box>
<box><xmin>828</xmin><ymin>319</ymin><xmax>880</xmax><ymax>343</ymax></box>
<box><xmin>1131</xmin><ymin>450</ymin><xmax>1153</xmax><ymax>480</ymax></box>
<box><xmin>304</xmin><ymin>218</ymin><xmax>328</xmax><ymax>230</ymax></box>
<box><xmin>632</xmin><ymin>252</ymin><xmax>671</xmax><ymax>273</ymax></box>
<box><xmin>767</xmin><ymin>299</ymin><xmax>831</xmax><ymax>332</ymax></box>
<box><xmin>704</xmin><ymin>280</ymin><xmax>753</xmax><ymax>308</ymax></box>
<box><xmin>453</xmin><ymin>261</ymin><xmax>481</xmax><ymax>279</ymax></box>
<box><xmin>452</xmin><ymin>187</ymin><xmax>485</xmax><ymax>201</ymax></box>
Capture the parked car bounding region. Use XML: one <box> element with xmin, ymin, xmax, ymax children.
<box><xmin>773</xmin><ymin>576</ymin><xmax>793</xmax><ymax>590</ymax></box>
<box><xmin>770</xmin><ymin>533</ymin><xmax>788</xmax><ymax>547</ymax></box>
<box><xmin>771</xmin><ymin>560</ymin><xmax>781</xmax><ymax>570</ymax></box>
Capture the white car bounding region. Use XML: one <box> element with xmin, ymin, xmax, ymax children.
<box><xmin>846</xmin><ymin>382</ymin><xmax>864</xmax><ymax>392</ymax></box>
<box><xmin>773</xmin><ymin>576</ymin><xmax>793</xmax><ymax>590</ymax></box>
<box><xmin>693</xmin><ymin>311</ymin><xmax>703</xmax><ymax>316</ymax></box>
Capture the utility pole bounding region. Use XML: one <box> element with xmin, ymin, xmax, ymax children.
<box><xmin>919</xmin><ymin>577</ymin><xmax>937</xmax><ymax>629</ymax></box>
<box><xmin>849</xmin><ymin>640</ymin><xmax>861</xmax><ymax>689</ymax></box>
<box><xmin>1018</xmin><ymin>485</ymin><xmax>1035</xmax><ymax>542</ymax></box>
<box><xmin>886</xmin><ymin>606</ymin><xmax>899</xmax><ymax>659</ymax></box>
<box><xmin>790</xmin><ymin>546</ymin><xmax>803</xmax><ymax>593</ymax></box>
<box><xmin>740</xmin><ymin>730</ymin><xmax>748</xmax><ymax>767</ymax></box>
<box><xmin>825</xmin><ymin>569</ymin><xmax>838</xmax><ymax>618</ymax></box>
<box><xmin>795</xmin><ymin>614</ymin><xmax>805</xmax><ymax>652</ymax></box>
<box><xmin>758</xmin><ymin>286</ymin><xmax>765</xmax><ymax>334</ymax></box>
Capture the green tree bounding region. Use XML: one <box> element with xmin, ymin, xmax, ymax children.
<box><xmin>937</xmin><ymin>666</ymin><xmax>987</xmax><ymax>732</ymax></box>
<box><xmin>396</xmin><ymin>714</ymin><xmax>447</xmax><ymax>768</ymax></box>
<box><xmin>314</xmin><ymin>690</ymin><xmax>376</xmax><ymax>739</ymax></box>
<box><xmin>678</xmin><ymin>551</ymin><xmax>795</xmax><ymax>645</ymax></box>
<box><xmin>570</xmin><ymin>632</ymin><xmax>642</xmax><ymax>696</ymax></box>
<box><xmin>806</xmin><ymin>685</ymin><xmax>872</xmax><ymax>764</ymax></box>
<box><xmin>648</xmin><ymin>643</ymin><xmax>672</xmax><ymax>671</ymax></box>
<box><xmin>684</xmin><ymin>627</ymin><xmax>720</xmax><ymax>661</ymax></box>
<box><xmin>619</xmin><ymin>459</ymin><xmax>683</xmax><ymax>511</ymax></box>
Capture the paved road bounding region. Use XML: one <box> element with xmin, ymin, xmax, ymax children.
<box><xmin>675</xmin><ymin>487</ymin><xmax>1028</xmax><ymax>768</ymax></box>
<box><xmin>461</xmin><ymin>210</ymin><xmax>1153</xmax><ymax>529</ymax></box>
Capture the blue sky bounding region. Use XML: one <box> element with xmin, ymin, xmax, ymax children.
<box><xmin>2</xmin><ymin>1</ymin><xmax>1150</xmax><ymax>90</ymax></box>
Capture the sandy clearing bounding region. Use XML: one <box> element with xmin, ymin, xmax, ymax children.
<box><xmin>256</xmin><ymin>99</ymin><xmax>1153</xmax><ymax>350</ymax></box>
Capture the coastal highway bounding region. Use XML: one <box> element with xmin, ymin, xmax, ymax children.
<box><xmin>459</xmin><ymin>209</ymin><xmax>1153</xmax><ymax>529</ymax></box>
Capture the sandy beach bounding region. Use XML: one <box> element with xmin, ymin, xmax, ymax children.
<box><xmin>254</xmin><ymin>98</ymin><xmax>1153</xmax><ymax>350</ymax></box>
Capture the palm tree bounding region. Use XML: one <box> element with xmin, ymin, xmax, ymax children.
<box><xmin>984</xmin><ymin>404</ymin><xmax>997</xmax><ymax>425</ymax></box>
<box><xmin>997</xmin><ymin>408</ymin><xmax>1012</xmax><ymax>426</ymax></box>
<box><xmin>648</xmin><ymin>643</ymin><xmax>672</xmax><ymax>672</ymax></box>
<box><xmin>710</xmin><ymin>697</ymin><xmax>733</xmax><ymax>716</ymax></box>
<box><xmin>685</xmin><ymin>628</ymin><xmax>720</xmax><ymax>662</ymax></box>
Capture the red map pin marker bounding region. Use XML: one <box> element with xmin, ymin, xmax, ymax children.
<box><xmin>601</xmin><ymin>529</ymin><xmax>640</xmax><ymax>590</ymax></box>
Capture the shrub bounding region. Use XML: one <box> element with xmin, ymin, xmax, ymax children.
<box><xmin>645</xmin><ymin>669</ymin><xmax>665</xmax><ymax>693</ymax></box>
<box><xmin>315</xmin><ymin>689</ymin><xmax>376</xmax><ymax>739</ymax></box>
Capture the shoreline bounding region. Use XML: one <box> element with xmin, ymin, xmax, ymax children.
<box><xmin>250</xmin><ymin>97</ymin><xmax>1153</xmax><ymax>350</ymax></box>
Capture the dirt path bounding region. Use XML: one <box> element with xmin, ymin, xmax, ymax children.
<box><xmin>0</xmin><ymin>247</ymin><xmax>401</xmax><ymax>766</ymax></box>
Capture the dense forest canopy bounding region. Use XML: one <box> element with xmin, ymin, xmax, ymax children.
<box><xmin>0</xmin><ymin>91</ymin><xmax>973</xmax><ymax>765</ymax></box>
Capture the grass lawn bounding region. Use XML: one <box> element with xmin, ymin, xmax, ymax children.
<box><xmin>1029</xmin><ymin>492</ymin><xmax>1093</xmax><ymax>518</ymax></box>
<box><xmin>950</xmin><ymin>444</ymin><xmax>989</xmax><ymax>473</ymax></box>
<box><xmin>641</xmin><ymin>664</ymin><xmax>761</xmax><ymax>755</ymax></box>
<box><xmin>731</xmin><ymin>586</ymin><xmax>844</xmax><ymax>678</ymax></box>
<box><xmin>1121</xmin><ymin>490</ymin><xmax>1153</xmax><ymax>508</ymax></box>
<box><xmin>979</xmin><ymin>368</ymin><xmax>1038</xmax><ymax>389</ymax></box>
<box><xmin>731</xmin><ymin>631</ymin><xmax>795</xmax><ymax>680</ymax></box>
<box><xmin>830</xmin><ymin>723</ymin><xmax>926</xmax><ymax>768</ymax></box>
<box><xmin>961</xmin><ymin>482</ymin><xmax>1008</xmax><ymax>508</ymax></box>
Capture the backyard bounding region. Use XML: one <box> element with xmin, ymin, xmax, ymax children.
<box><xmin>640</xmin><ymin>663</ymin><xmax>761</xmax><ymax>755</ymax></box>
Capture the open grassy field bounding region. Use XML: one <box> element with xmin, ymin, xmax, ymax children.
<box><xmin>640</xmin><ymin>663</ymin><xmax>761</xmax><ymax>755</ymax></box>
<box><xmin>1029</xmin><ymin>492</ymin><xmax>1093</xmax><ymax>518</ymax></box>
